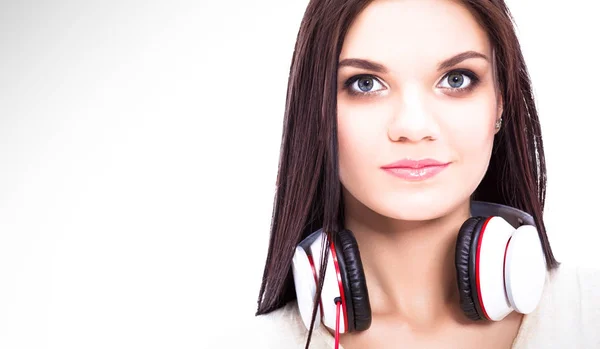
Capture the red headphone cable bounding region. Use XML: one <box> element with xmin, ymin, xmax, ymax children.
<box><xmin>334</xmin><ymin>297</ymin><xmax>341</xmax><ymax>349</ymax></box>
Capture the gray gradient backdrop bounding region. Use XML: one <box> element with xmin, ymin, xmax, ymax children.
<box><xmin>1</xmin><ymin>1</ymin><xmax>598</xmax><ymax>348</ymax></box>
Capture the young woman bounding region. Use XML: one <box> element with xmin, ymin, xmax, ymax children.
<box><xmin>252</xmin><ymin>0</ymin><xmax>600</xmax><ymax>348</ymax></box>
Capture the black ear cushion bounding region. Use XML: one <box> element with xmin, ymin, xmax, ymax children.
<box><xmin>468</xmin><ymin>217</ymin><xmax>487</xmax><ymax>320</ymax></box>
<box><xmin>334</xmin><ymin>230</ymin><xmax>372</xmax><ymax>331</ymax></box>
<box><xmin>330</xmin><ymin>232</ymin><xmax>355</xmax><ymax>332</ymax></box>
<box><xmin>455</xmin><ymin>217</ymin><xmax>486</xmax><ymax>321</ymax></box>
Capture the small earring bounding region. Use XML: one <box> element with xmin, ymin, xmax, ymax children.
<box><xmin>495</xmin><ymin>117</ymin><xmax>503</xmax><ymax>130</ymax></box>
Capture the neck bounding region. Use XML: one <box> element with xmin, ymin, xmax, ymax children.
<box><xmin>342</xmin><ymin>191</ymin><xmax>472</xmax><ymax>329</ymax></box>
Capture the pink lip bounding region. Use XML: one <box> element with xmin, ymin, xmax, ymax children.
<box><xmin>381</xmin><ymin>159</ymin><xmax>450</xmax><ymax>181</ymax></box>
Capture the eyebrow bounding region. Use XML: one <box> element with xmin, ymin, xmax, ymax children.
<box><xmin>338</xmin><ymin>50</ymin><xmax>489</xmax><ymax>73</ymax></box>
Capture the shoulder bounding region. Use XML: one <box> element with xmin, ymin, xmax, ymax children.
<box><xmin>228</xmin><ymin>301</ymin><xmax>327</xmax><ymax>349</ymax></box>
<box><xmin>253</xmin><ymin>301</ymin><xmax>308</xmax><ymax>347</ymax></box>
<box><xmin>544</xmin><ymin>262</ymin><xmax>600</xmax><ymax>314</ymax></box>
<box><xmin>512</xmin><ymin>262</ymin><xmax>600</xmax><ymax>348</ymax></box>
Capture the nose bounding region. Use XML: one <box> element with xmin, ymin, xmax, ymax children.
<box><xmin>387</xmin><ymin>87</ymin><xmax>440</xmax><ymax>143</ymax></box>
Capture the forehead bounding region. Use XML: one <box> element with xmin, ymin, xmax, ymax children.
<box><xmin>340</xmin><ymin>0</ymin><xmax>491</xmax><ymax>72</ymax></box>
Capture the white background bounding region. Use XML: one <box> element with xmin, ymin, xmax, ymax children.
<box><xmin>0</xmin><ymin>1</ymin><xmax>598</xmax><ymax>348</ymax></box>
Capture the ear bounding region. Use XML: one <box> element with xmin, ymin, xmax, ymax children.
<box><xmin>497</xmin><ymin>92</ymin><xmax>503</xmax><ymax>118</ymax></box>
<box><xmin>495</xmin><ymin>93</ymin><xmax>503</xmax><ymax>134</ymax></box>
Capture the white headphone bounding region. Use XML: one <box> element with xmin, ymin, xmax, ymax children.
<box><xmin>292</xmin><ymin>201</ymin><xmax>547</xmax><ymax>333</ymax></box>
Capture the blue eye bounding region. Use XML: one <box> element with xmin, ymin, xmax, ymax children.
<box><xmin>345</xmin><ymin>75</ymin><xmax>386</xmax><ymax>95</ymax></box>
<box><xmin>438</xmin><ymin>70</ymin><xmax>480</xmax><ymax>92</ymax></box>
<box><xmin>441</xmin><ymin>72</ymin><xmax>470</xmax><ymax>88</ymax></box>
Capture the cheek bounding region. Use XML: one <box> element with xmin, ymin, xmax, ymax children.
<box><xmin>442</xmin><ymin>96</ymin><xmax>497</xmax><ymax>178</ymax></box>
<box><xmin>336</xmin><ymin>101</ymin><xmax>391</xmax><ymax>184</ymax></box>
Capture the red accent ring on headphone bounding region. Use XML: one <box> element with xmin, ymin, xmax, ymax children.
<box><xmin>475</xmin><ymin>217</ymin><xmax>492</xmax><ymax>320</ymax></box>
<box><xmin>307</xmin><ymin>254</ymin><xmax>324</xmax><ymax>321</ymax></box>
<box><xmin>328</xmin><ymin>233</ymin><xmax>349</xmax><ymax>332</ymax></box>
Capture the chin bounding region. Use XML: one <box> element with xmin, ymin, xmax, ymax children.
<box><xmin>363</xmin><ymin>189</ymin><xmax>471</xmax><ymax>222</ymax></box>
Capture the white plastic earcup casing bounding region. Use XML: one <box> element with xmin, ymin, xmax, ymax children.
<box><xmin>477</xmin><ymin>216</ymin><xmax>513</xmax><ymax>321</ymax></box>
<box><xmin>292</xmin><ymin>246</ymin><xmax>321</xmax><ymax>331</ymax></box>
<box><xmin>504</xmin><ymin>225</ymin><xmax>546</xmax><ymax>314</ymax></box>
<box><xmin>308</xmin><ymin>232</ymin><xmax>347</xmax><ymax>333</ymax></box>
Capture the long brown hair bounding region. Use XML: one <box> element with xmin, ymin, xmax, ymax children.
<box><xmin>256</xmin><ymin>0</ymin><xmax>559</xmax><ymax>346</ymax></box>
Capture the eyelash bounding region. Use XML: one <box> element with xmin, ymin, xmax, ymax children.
<box><xmin>342</xmin><ymin>69</ymin><xmax>481</xmax><ymax>97</ymax></box>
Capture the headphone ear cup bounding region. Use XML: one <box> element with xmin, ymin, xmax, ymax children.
<box><xmin>455</xmin><ymin>217</ymin><xmax>487</xmax><ymax>321</ymax></box>
<box><xmin>291</xmin><ymin>246</ymin><xmax>321</xmax><ymax>331</ymax></box>
<box><xmin>334</xmin><ymin>230</ymin><xmax>372</xmax><ymax>331</ymax></box>
<box><xmin>504</xmin><ymin>224</ymin><xmax>546</xmax><ymax>314</ymax></box>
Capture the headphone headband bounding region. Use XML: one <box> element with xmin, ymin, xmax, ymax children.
<box><xmin>470</xmin><ymin>201</ymin><xmax>535</xmax><ymax>228</ymax></box>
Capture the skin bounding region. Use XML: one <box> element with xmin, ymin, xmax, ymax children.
<box><xmin>333</xmin><ymin>0</ymin><xmax>522</xmax><ymax>348</ymax></box>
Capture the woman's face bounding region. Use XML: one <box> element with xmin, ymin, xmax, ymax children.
<box><xmin>337</xmin><ymin>0</ymin><xmax>502</xmax><ymax>221</ymax></box>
